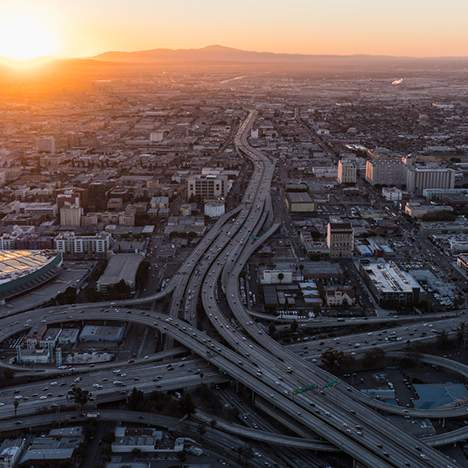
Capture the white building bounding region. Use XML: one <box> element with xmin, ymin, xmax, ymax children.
<box><xmin>204</xmin><ymin>200</ymin><xmax>225</xmax><ymax>218</ymax></box>
<box><xmin>337</xmin><ymin>159</ymin><xmax>357</xmax><ymax>184</ymax></box>
<box><xmin>0</xmin><ymin>235</ymin><xmax>15</xmax><ymax>250</ymax></box>
<box><xmin>60</xmin><ymin>204</ymin><xmax>83</xmax><ymax>226</ymax></box>
<box><xmin>55</xmin><ymin>232</ymin><xmax>111</xmax><ymax>256</ymax></box>
<box><xmin>261</xmin><ymin>270</ymin><xmax>293</xmax><ymax>285</ymax></box>
<box><xmin>406</xmin><ymin>167</ymin><xmax>456</xmax><ymax>195</ymax></box>
<box><xmin>382</xmin><ymin>187</ymin><xmax>403</xmax><ymax>202</ymax></box>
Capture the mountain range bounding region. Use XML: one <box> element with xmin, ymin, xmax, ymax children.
<box><xmin>92</xmin><ymin>44</ymin><xmax>466</xmax><ymax>64</ymax></box>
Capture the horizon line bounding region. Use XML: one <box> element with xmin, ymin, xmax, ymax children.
<box><xmin>2</xmin><ymin>44</ymin><xmax>468</xmax><ymax>64</ymax></box>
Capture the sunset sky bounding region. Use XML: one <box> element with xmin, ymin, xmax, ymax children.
<box><xmin>1</xmin><ymin>0</ymin><xmax>467</xmax><ymax>60</ymax></box>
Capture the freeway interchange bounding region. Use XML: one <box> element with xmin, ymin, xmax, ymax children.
<box><xmin>0</xmin><ymin>111</ymin><xmax>465</xmax><ymax>468</ymax></box>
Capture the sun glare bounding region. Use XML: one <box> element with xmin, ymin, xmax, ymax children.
<box><xmin>0</xmin><ymin>13</ymin><xmax>58</xmax><ymax>61</ymax></box>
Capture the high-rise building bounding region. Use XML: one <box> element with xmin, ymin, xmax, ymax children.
<box><xmin>37</xmin><ymin>136</ymin><xmax>56</xmax><ymax>154</ymax></box>
<box><xmin>326</xmin><ymin>220</ymin><xmax>354</xmax><ymax>258</ymax></box>
<box><xmin>365</xmin><ymin>158</ymin><xmax>405</xmax><ymax>186</ymax></box>
<box><xmin>187</xmin><ymin>174</ymin><xmax>228</xmax><ymax>201</ymax></box>
<box><xmin>406</xmin><ymin>167</ymin><xmax>456</xmax><ymax>195</ymax></box>
<box><xmin>60</xmin><ymin>203</ymin><xmax>83</xmax><ymax>226</ymax></box>
<box><xmin>337</xmin><ymin>159</ymin><xmax>357</xmax><ymax>184</ymax></box>
<box><xmin>87</xmin><ymin>182</ymin><xmax>109</xmax><ymax>211</ymax></box>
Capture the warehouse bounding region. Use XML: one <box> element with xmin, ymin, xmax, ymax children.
<box><xmin>285</xmin><ymin>192</ymin><xmax>315</xmax><ymax>213</ymax></box>
<box><xmin>97</xmin><ymin>253</ymin><xmax>143</xmax><ymax>293</ymax></box>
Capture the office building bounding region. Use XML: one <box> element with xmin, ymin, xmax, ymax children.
<box><xmin>187</xmin><ymin>174</ymin><xmax>228</xmax><ymax>201</ymax></box>
<box><xmin>87</xmin><ymin>182</ymin><xmax>109</xmax><ymax>211</ymax></box>
<box><xmin>326</xmin><ymin>220</ymin><xmax>354</xmax><ymax>258</ymax></box>
<box><xmin>406</xmin><ymin>167</ymin><xmax>456</xmax><ymax>195</ymax></box>
<box><xmin>365</xmin><ymin>158</ymin><xmax>405</xmax><ymax>186</ymax></box>
<box><xmin>337</xmin><ymin>159</ymin><xmax>357</xmax><ymax>184</ymax></box>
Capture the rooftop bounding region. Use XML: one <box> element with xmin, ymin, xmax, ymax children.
<box><xmin>0</xmin><ymin>250</ymin><xmax>60</xmax><ymax>285</ymax></box>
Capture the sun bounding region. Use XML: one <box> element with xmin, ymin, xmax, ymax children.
<box><xmin>0</xmin><ymin>14</ymin><xmax>58</xmax><ymax>61</ymax></box>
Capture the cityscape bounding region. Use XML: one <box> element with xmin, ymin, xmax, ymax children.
<box><xmin>1</xmin><ymin>1</ymin><xmax>468</xmax><ymax>467</ymax></box>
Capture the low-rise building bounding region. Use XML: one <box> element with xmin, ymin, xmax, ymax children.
<box><xmin>323</xmin><ymin>286</ymin><xmax>356</xmax><ymax>307</ymax></box>
<box><xmin>359</xmin><ymin>260</ymin><xmax>422</xmax><ymax>307</ymax></box>
<box><xmin>285</xmin><ymin>192</ymin><xmax>315</xmax><ymax>213</ymax></box>
<box><xmin>97</xmin><ymin>253</ymin><xmax>143</xmax><ymax>292</ymax></box>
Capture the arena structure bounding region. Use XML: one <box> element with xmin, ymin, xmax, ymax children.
<box><xmin>0</xmin><ymin>250</ymin><xmax>63</xmax><ymax>302</ymax></box>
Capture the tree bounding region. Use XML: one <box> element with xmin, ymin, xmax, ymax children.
<box><xmin>437</xmin><ymin>330</ymin><xmax>450</xmax><ymax>350</ymax></box>
<box><xmin>127</xmin><ymin>387</ymin><xmax>145</xmax><ymax>411</ymax></box>
<box><xmin>13</xmin><ymin>399</ymin><xmax>19</xmax><ymax>417</ymax></box>
<box><xmin>299</xmin><ymin>264</ymin><xmax>305</xmax><ymax>279</ymax></box>
<box><xmin>179</xmin><ymin>393</ymin><xmax>195</xmax><ymax>417</ymax></box>
<box><xmin>268</xmin><ymin>323</ymin><xmax>276</xmax><ymax>337</ymax></box>
<box><xmin>321</xmin><ymin>349</ymin><xmax>355</xmax><ymax>374</ymax></box>
<box><xmin>277</xmin><ymin>272</ymin><xmax>284</xmax><ymax>284</ymax></box>
<box><xmin>290</xmin><ymin>320</ymin><xmax>298</xmax><ymax>334</ymax></box>
<box><xmin>71</xmin><ymin>386</ymin><xmax>90</xmax><ymax>414</ymax></box>
<box><xmin>3</xmin><ymin>369</ymin><xmax>14</xmax><ymax>381</ymax></box>
<box><xmin>362</xmin><ymin>348</ymin><xmax>385</xmax><ymax>369</ymax></box>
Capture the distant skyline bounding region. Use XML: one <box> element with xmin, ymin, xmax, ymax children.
<box><xmin>1</xmin><ymin>0</ymin><xmax>468</xmax><ymax>60</ymax></box>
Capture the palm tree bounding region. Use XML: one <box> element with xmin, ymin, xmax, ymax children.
<box><xmin>71</xmin><ymin>386</ymin><xmax>89</xmax><ymax>415</ymax></box>
<box><xmin>277</xmin><ymin>272</ymin><xmax>284</xmax><ymax>284</ymax></box>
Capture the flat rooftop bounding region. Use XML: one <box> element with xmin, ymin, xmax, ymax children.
<box><xmin>361</xmin><ymin>261</ymin><xmax>420</xmax><ymax>294</ymax></box>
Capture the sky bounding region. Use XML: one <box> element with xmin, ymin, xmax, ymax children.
<box><xmin>0</xmin><ymin>0</ymin><xmax>467</xmax><ymax>59</ymax></box>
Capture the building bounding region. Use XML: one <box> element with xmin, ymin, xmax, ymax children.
<box><xmin>260</xmin><ymin>270</ymin><xmax>293</xmax><ymax>285</ymax></box>
<box><xmin>323</xmin><ymin>286</ymin><xmax>356</xmax><ymax>307</ymax></box>
<box><xmin>37</xmin><ymin>136</ymin><xmax>56</xmax><ymax>153</ymax></box>
<box><xmin>404</xmin><ymin>202</ymin><xmax>454</xmax><ymax>219</ymax></box>
<box><xmin>0</xmin><ymin>250</ymin><xmax>63</xmax><ymax>301</ymax></box>
<box><xmin>60</xmin><ymin>203</ymin><xmax>83</xmax><ymax>226</ymax></box>
<box><xmin>326</xmin><ymin>220</ymin><xmax>354</xmax><ymax>258</ymax></box>
<box><xmin>337</xmin><ymin>159</ymin><xmax>357</xmax><ymax>184</ymax></box>
<box><xmin>359</xmin><ymin>260</ymin><xmax>421</xmax><ymax>307</ymax></box>
<box><xmin>79</xmin><ymin>325</ymin><xmax>125</xmax><ymax>343</ymax></box>
<box><xmin>96</xmin><ymin>253</ymin><xmax>143</xmax><ymax>292</ymax></box>
<box><xmin>285</xmin><ymin>192</ymin><xmax>315</xmax><ymax>213</ymax></box>
<box><xmin>187</xmin><ymin>174</ymin><xmax>228</xmax><ymax>201</ymax></box>
<box><xmin>382</xmin><ymin>187</ymin><xmax>403</xmax><ymax>202</ymax></box>
<box><xmin>365</xmin><ymin>158</ymin><xmax>405</xmax><ymax>186</ymax></box>
<box><xmin>423</xmin><ymin>188</ymin><xmax>468</xmax><ymax>201</ymax></box>
<box><xmin>0</xmin><ymin>438</ymin><xmax>26</xmax><ymax>468</ymax></box>
<box><xmin>204</xmin><ymin>200</ymin><xmax>225</xmax><ymax>218</ymax></box>
<box><xmin>19</xmin><ymin>429</ymin><xmax>83</xmax><ymax>466</ymax></box>
<box><xmin>55</xmin><ymin>231</ymin><xmax>111</xmax><ymax>256</ymax></box>
<box><xmin>87</xmin><ymin>182</ymin><xmax>109</xmax><ymax>211</ymax></box>
<box><xmin>406</xmin><ymin>167</ymin><xmax>456</xmax><ymax>195</ymax></box>
<box><xmin>111</xmin><ymin>426</ymin><xmax>185</xmax><ymax>455</ymax></box>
